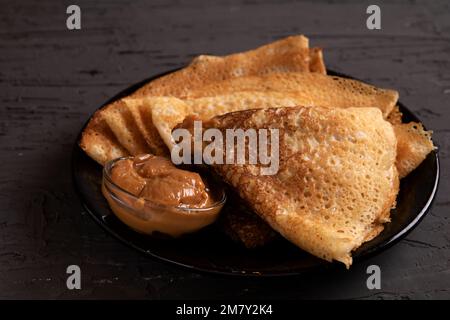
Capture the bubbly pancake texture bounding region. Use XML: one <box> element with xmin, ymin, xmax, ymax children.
<box><xmin>185</xmin><ymin>107</ymin><xmax>399</xmax><ymax>267</ymax></box>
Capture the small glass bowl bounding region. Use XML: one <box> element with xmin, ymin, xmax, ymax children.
<box><xmin>102</xmin><ymin>157</ymin><xmax>226</xmax><ymax>237</ymax></box>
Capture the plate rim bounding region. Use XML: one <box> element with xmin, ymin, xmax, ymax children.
<box><xmin>71</xmin><ymin>68</ymin><xmax>440</xmax><ymax>277</ymax></box>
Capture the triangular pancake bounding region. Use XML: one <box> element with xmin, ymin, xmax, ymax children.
<box><xmin>394</xmin><ymin>122</ymin><xmax>434</xmax><ymax>178</ymax></box>
<box><xmin>79</xmin><ymin>110</ymin><xmax>129</xmax><ymax>166</ymax></box>
<box><xmin>146</xmin><ymin>86</ymin><xmax>429</xmax><ymax>179</ymax></box>
<box><xmin>100</xmin><ymin>100</ymin><xmax>150</xmax><ymax>155</ymax></box>
<box><xmin>219</xmin><ymin>112</ymin><xmax>433</xmax><ymax>250</ymax></box>
<box><xmin>146</xmin><ymin>92</ymin><xmax>302</xmax><ymax>149</ymax></box>
<box><xmin>80</xmin><ymin>35</ymin><xmax>326</xmax><ymax>165</ymax></box>
<box><xmin>185</xmin><ymin>72</ymin><xmax>399</xmax><ymax>117</ymax></box>
<box><xmin>147</xmin><ymin>72</ymin><xmax>399</xmax><ymax>151</ymax></box>
<box><xmin>180</xmin><ymin>107</ymin><xmax>399</xmax><ymax>266</ymax></box>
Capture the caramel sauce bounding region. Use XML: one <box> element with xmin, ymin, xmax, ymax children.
<box><xmin>102</xmin><ymin>154</ymin><xmax>223</xmax><ymax>237</ymax></box>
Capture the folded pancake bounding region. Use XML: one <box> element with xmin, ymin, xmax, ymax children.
<box><xmin>147</xmin><ymin>92</ymin><xmax>302</xmax><ymax>150</ymax></box>
<box><xmin>124</xmin><ymin>98</ymin><xmax>170</xmax><ymax>157</ymax></box>
<box><xmin>79</xmin><ymin>110</ymin><xmax>129</xmax><ymax>165</ymax></box>
<box><xmin>148</xmin><ymin>84</ymin><xmax>430</xmax><ymax>179</ymax></box>
<box><xmin>133</xmin><ymin>35</ymin><xmax>325</xmax><ymax>98</ymax></box>
<box><xmin>225</xmin><ymin>120</ymin><xmax>435</xmax><ymax>249</ymax></box>
<box><xmin>220</xmin><ymin>107</ymin><xmax>431</xmax><ymax>249</ymax></box>
<box><xmin>394</xmin><ymin>122</ymin><xmax>434</xmax><ymax>178</ymax></box>
<box><xmin>185</xmin><ymin>72</ymin><xmax>399</xmax><ymax>117</ymax></box>
<box><xmin>180</xmin><ymin>107</ymin><xmax>399</xmax><ymax>267</ymax></box>
<box><xmin>80</xmin><ymin>35</ymin><xmax>327</xmax><ymax>165</ymax></box>
<box><xmin>100</xmin><ymin>100</ymin><xmax>150</xmax><ymax>155</ymax></box>
<box><xmin>386</xmin><ymin>107</ymin><xmax>434</xmax><ymax>178</ymax></box>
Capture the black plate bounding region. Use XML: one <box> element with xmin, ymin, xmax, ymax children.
<box><xmin>72</xmin><ymin>69</ymin><xmax>440</xmax><ymax>276</ymax></box>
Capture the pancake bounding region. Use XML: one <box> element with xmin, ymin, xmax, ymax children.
<box><xmin>80</xmin><ymin>35</ymin><xmax>326</xmax><ymax>165</ymax></box>
<box><xmin>148</xmin><ymin>73</ymin><xmax>399</xmax><ymax>151</ymax></box>
<box><xmin>100</xmin><ymin>100</ymin><xmax>150</xmax><ymax>156</ymax></box>
<box><xmin>76</xmin><ymin>35</ymin><xmax>436</xmax><ymax>264</ymax></box>
<box><xmin>79</xmin><ymin>110</ymin><xmax>129</xmax><ymax>166</ymax></box>
<box><xmin>394</xmin><ymin>122</ymin><xmax>434</xmax><ymax>178</ymax></box>
<box><xmin>180</xmin><ymin>106</ymin><xmax>399</xmax><ymax>267</ymax></box>
<box><xmin>133</xmin><ymin>35</ymin><xmax>325</xmax><ymax>98</ymax></box>
<box><xmin>124</xmin><ymin>98</ymin><xmax>170</xmax><ymax>157</ymax></box>
<box><xmin>185</xmin><ymin>72</ymin><xmax>398</xmax><ymax>117</ymax></box>
<box><xmin>219</xmin><ymin>110</ymin><xmax>432</xmax><ymax>250</ymax></box>
<box><xmin>132</xmin><ymin>90</ymin><xmax>428</xmax><ymax>252</ymax></box>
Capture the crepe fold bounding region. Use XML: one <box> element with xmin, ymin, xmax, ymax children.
<box><xmin>178</xmin><ymin>107</ymin><xmax>399</xmax><ymax>267</ymax></box>
<box><xmin>144</xmin><ymin>72</ymin><xmax>399</xmax><ymax>151</ymax></box>
<box><xmin>80</xmin><ymin>35</ymin><xmax>325</xmax><ymax>165</ymax></box>
<box><xmin>78</xmin><ymin>34</ymin><xmax>435</xmax><ymax>258</ymax></box>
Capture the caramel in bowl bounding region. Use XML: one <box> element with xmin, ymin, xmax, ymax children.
<box><xmin>102</xmin><ymin>154</ymin><xmax>226</xmax><ymax>237</ymax></box>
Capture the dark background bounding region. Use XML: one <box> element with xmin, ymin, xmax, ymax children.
<box><xmin>0</xmin><ymin>0</ymin><xmax>449</xmax><ymax>299</ymax></box>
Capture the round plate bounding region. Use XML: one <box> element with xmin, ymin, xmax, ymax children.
<box><xmin>72</xmin><ymin>69</ymin><xmax>440</xmax><ymax>276</ymax></box>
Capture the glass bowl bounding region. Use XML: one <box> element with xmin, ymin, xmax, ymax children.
<box><xmin>102</xmin><ymin>157</ymin><xmax>226</xmax><ymax>237</ymax></box>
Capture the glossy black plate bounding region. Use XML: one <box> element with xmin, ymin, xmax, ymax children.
<box><xmin>72</xmin><ymin>69</ymin><xmax>439</xmax><ymax>276</ymax></box>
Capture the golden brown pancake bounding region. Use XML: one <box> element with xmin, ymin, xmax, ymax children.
<box><xmin>180</xmin><ymin>106</ymin><xmax>399</xmax><ymax>267</ymax></box>
<box><xmin>148</xmin><ymin>92</ymin><xmax>302</xmax><ymax>150</ymax></box>
<box><xmin>77</xmin><ymin>34</ymin><xmax>434</xmax><ymax>260</ymax></box>
<box><xmin>185</xmin><ymin>72</ymin><xmax>399</xmax><ymax>117</ymax></box>
<box><xmin>80</xmin><ymin>35</ymin><xmax>326</xmax><ymax>165</ymax></box>
<box><xmin>146</xmin><ymin>73</ymin><xmax>399</xmax><ymax>152</ymax></box>
<box><xmin>133</xmin><ymin>35</ymin><xmax>325</xmax><ymax>98</ymax></box>
<box><xmin>100</xmin><ymin>100</ymin><xmax>150</xmax><ymax>156</ymax></box>
<box><xmin>394</xmin><ymin>122</ymin><xmax>434</xmax><ymax>178</ymax></box>
<box><xmin>78</xmin><ymin>109</ymin><xmax>129</xmax><ymax>166</ymax></box>
<box><xmin>220</xmin><ymin>107</ymin><xmax>432</xmax><ymax>249</ymax></box>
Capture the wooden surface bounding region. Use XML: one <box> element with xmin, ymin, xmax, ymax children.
<box><xmin>0</xmin><ymin>0</ymin><xmax>449</xmax><ymax>299</ymax></box>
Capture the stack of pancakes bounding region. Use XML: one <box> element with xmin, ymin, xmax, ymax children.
<box><xmin>80</xmin><ymin>35</ymin><xmax>434</xmax><ymax>267</ymax></box>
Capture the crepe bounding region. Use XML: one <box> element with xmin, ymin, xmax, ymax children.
<box><xmin>386</xmin><ymin>106</ymin><xmax>434</xmax><ymax>177</ymax></box>
<box><xmin>185</xmin><ymin>72</ymin><xmax>399</xmax><ymax>117</ymax></box>
<box><xmin>180</xmin><ymin>106</ymin><xmax>399</xmax><ymax>267</ymax></box>
<box><xmin>80</xmin><ymin>35</ymin><xmax>326</xmax><ymax>165</ymax></box>
<box><xmin>147</xmin><ymin>81</ymin><xmax>430</xmax><ymax>180</ymax></box>
<box><xmin>125</xmin><ymin>98</ymin><xmax>170</xmax><ymax>157</ymax></box>
<box><xmin>82</xmin><ymin>90</ymin><xmax>430</xmax><ymax>252</ymax></box>
<box><xmin>133</xmin><ymin>35</ymin><xmax>325</xmax><ymax>98</ymax></box>
<box><xmin>213</xmin><ymin>102</ymin><xmax>430</xmax><ymax>249</ymax></box>
<box><xmin>78</xmin><ymin>108</ymin><xmax>129</xmax><ymax>165</ymax></box>
<box><xmin>394</xmin><ymin>122</ymin><xmax>434</xmax><ymax>178</ymax></box>
<box><xmin>146</xmin><ymin>92</ymin><xmax>301</xmax><ymax>150</ymax></box>
<box><xmin>146</xmin><ymin>73</ymin><xmax>399</xmax><ymax>151</ymax></box>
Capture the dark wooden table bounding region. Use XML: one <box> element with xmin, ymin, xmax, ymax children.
<box><xmin>1</xmin><ymin>0</ymin><xmax>449</xmax><ymax>299</ymax></box>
